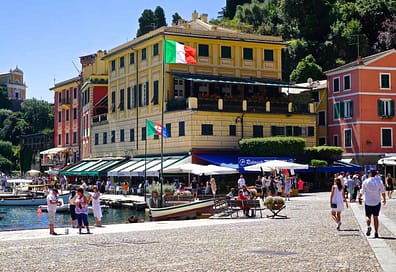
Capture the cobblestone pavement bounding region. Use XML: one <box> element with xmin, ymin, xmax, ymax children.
<box><xmin>0</xmin><ymin>192</ymin><xmax>395</xmax><ymax>272</ymax></box>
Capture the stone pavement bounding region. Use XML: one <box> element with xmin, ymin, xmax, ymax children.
<box><xmin>0</xmin><ymin>192</ymin><xmax>395</xmax><ymax>272</ymax></box>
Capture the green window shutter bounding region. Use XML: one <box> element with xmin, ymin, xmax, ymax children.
<box><xmin>350</xmin><ymin>101</ymin><xmax>353</xmax><ymax>117</ymax></box>
<box><xmin>334</xmin><ymin>103</ymin><xmax>340</xmax><ymax>119</ymax></box>
<box><xmin>390</xmin><ymin>100</ymin><xmax>395</xmax><ymax>116</ymax></box>
<box><xmin>340</xmin><ymin>102</ymin><xmax>345</xmax><ymax>118</ymax></box>
<box><xmin>378</xmin><ymin>100</ymin><xmax>384</xmax><ymax>116</ymax></box>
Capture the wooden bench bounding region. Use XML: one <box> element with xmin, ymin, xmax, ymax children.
<box><xmin>228</xmin><ymin>199</ymin><xmax>265</xmax><ymax>218</ymax></box>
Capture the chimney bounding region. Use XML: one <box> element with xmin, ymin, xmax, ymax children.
<box><xmin>357</xmin><ymin>56</ymin><xmax>363</xmax><ymax>65</ymax></box>
<box><xmin>201</xmin><ymin>13</ymin><xmax>208</xmax><ymax>23</ymax></box>
<box><xmin>192</xmin><ymin>10</ymin><xmax>198</xmax><ymax>20</ymax></box>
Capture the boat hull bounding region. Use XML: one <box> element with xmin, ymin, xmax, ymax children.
<box><xmin>0</xmin><ymin>193</ymin><xmax>70</xmax><ymax>206</ymax></box>
<box><xmin>150</xmin><ymin>199</ymin><xmax>214</xmax><ymax>221</ymax></box>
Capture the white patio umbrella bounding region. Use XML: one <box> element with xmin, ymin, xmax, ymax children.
<box><xmin>163</xmin><ymin>163</ymin><xmax>238</xmax><ymax>175</ymax></box>
<box><xmin>27</xmin><ymin>169</ymin><xmax>41</xmax><ymax>176</ymax></box>
<box><xmin>244</xmin><ymin>160</ymin><xmax>308</xmax><ymax>172</ymax></box>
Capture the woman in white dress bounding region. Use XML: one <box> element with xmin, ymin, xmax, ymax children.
<box><xmin>92</xmin><ymin>186</ymin><xmax>102</xmax><ymax>227</ymax></box>
<box><xmin>330</xmin><ymin>177</ymin><xmax>348</xmax><ymax>230</ymax></box>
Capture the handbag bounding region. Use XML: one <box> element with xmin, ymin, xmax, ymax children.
<box><xmin>331</xmin><ymin>203</ymin><xmax>337</xmax><ymax>208</ymax></box>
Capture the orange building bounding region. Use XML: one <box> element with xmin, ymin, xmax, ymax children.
<box><xmin>325</xmin><ymin>49</ymin><xmax>396</xmax><ymax>166</ymax></box>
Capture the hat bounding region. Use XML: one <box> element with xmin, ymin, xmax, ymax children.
<box><xmin>52</xmin><ymin>188</ymin><xmax>59</xmax><ymax>194</ymax></box>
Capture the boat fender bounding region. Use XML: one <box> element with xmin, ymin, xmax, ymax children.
<box><xmin>36</xmin><ymin>208</ymin><xmax>42</xmax><ymax>214</ymax></box>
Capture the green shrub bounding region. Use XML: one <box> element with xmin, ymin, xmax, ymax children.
<box><xmin>304</xmin><ymin>146</ymin><xmax>343</xmax><ymax>163</ymax></box>
<box><xmin>239</xmin><ymin>137</ymin><xmax>305</xmax><ymax>157</ymax></box>
<box><xmin>310</xmin><ymin>159</ymin><xmax>328</xmax><ymax>167</ymax></box>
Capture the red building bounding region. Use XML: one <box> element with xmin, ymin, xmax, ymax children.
<box><xmin>325</xmin><ymin>49</ymin><xmax>396</xmax><ymax>167</ymax></box>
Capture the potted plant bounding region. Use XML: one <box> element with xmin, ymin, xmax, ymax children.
<box><xmin>264</xmin><ymin>196</ymin><xmax>285</xmax><ymax>210</ymax></box>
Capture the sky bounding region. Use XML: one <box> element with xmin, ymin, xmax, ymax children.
<box><xmin>0</xmin><ymin>0</ymin><xmax>225</xmax><ymax>102</ymax></box>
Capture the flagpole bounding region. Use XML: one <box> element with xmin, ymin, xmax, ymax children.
<box><xmin>144</xmin><ymin>119</ymin><xmax>147</xmax><ymax>203</ymax></box>
<box><xmin>160</xmin><ymin>36</ymin><xmax>165</xmax><ymax>207</ymax></box>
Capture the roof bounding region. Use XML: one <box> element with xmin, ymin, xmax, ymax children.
<box><xmin>103</xmin><ymin>12</ymin><xmax>285</xmax><ymax>60</ymax></box>
<box><xmin>50</xmin><ymin>76</ymin><xmax>81</xmax><ymax>90</ymax></box>
<box><xmin>325</xmin><ymin>49</ymin><xmax>396</xmax><ymax>75</ymax></box>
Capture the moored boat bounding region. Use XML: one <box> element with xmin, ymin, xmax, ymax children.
<box><xmin>38</xmin><ymin>201</ymin><xmax>107</xmax><ymax>215</ymax></box>
<box><xmin>0</xmin><ymin>192</ymin><xmax>70</xmax><ymax>206</ymax></box>
<box><xmin>149</xmin><ymin>198</ymin><xmax>214</xmax><ymax>221</ymax></box>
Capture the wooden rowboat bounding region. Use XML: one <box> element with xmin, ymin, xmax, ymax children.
<box><xmin>149</xmin><ymin>198</ymin><xmax>214</xmax><ymax>221</ymax></box>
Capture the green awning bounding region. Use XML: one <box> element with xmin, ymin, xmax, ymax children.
<box><xmin>60</xmin><ymin>159</ymin><xmax>124</xmax><ymax>176</ymax></box>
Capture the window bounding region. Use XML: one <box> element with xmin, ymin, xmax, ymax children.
<box><xmin>174</xmin><ymin>78</ymin><xmax>184</xmax><ymax>98</ymax></box>
<box><xmin>153</xmin><ymin>80</ymin><xmax>159</xmax><ymax>105</ymax></box>
<box><xmin>179</xmin><ymin>121</ymin><xmax>185</xmax><ymax>136</ymax></box>
<box><xmin>66</xmin><ymin>110</ymin><xmax>69</xmax><ymax>121</ymax></box>
<box><xmin>141</xmin><ymin>48</ymin><xmax>146</xmax><ymax>61</ymax></box>
<box><xmin>138</xmin><ymin>84</ymin><xmax>142</xmax><ymax>107</ymax></box>
<box><xmin>308</xmin><ymin>126</ymin><xmax>315</xmax><ymax>136</ymax></box>
<box><xmin>319</xmin><ymin>137</ymin><xmax>326</xmax><ymax>146</ymax></box>
<box><xmin>66</xmin><ymin>90</ymin><xmax>70</xmax><ymax>104</ymax></box>
<box><xmin>380</xmin><ymin>73</ymin><xmax>391</xmax><ymax>89</ymax></box>
<box><xmin>58</xmin><ymin>111</ymin><xmax>62</xmax><ymax>122</ymax></box>
<box><xmin>65</xmin><ymin>133</ymin><xmax>69</xmax><ymax>145</ymax></box>
<box><xmin>127</xmin><ymin>87</ymin><xmax>131</xmax><ymax>109</ymax></box>
<box><xmin>153</xmin><ymin>43</ymin><xmax>159</xmax><ymax>56</ymax></box>
<box><xmin>73</xmin><ymin>108</ymin><xmax>77</xmax><ymax>119</ymax></box>
<box><xmin>120</xmin><ymin>129</ymin><xmax>125</xmax><ymax>142</ymax></box>
<box><xmin>312</xmin><ymin>91</ymin><xmax>319</xmax><ymax>102</ymax></box>
<box><xmin>318</xmin><ymin>111</ymin><xmax>326</xmax><ymax>126</ymax></box>
<box><xmin>253</xmin><ymin>125</ymin><xmax>263</xmax><ymax>137</ymax></box>
<box><xmin>119</xmin><ymin>88</ymin><xmax>124</xmax><ymax>111</ymax></box>
<box><xmin>333</xmin><ymin>102</ymin><xmax>341</xmax><ymax>120</ymax></box>
<box><xmin>129</xmin><ymin>129</ymin><xmax>135</xmax><ymax>142</ymax></box>
<box><xmin>221</xmin><ymin>46</ymin><xmax>231</xmax><ymax>59</ymax></box>
<box><xmin>343</xmin><ymin>100</ymin><xmax>353</xmax><ymax>118</ymax></box>
<box><xmin>111</xmin><ymin>130</ymin><xmax>115</xmax><ymax>143</ymax></box>
<box><xmin>229</xmin><ymin>125</ymin><xmax>236</xmax><ymax>136</ymax></box>
<box><xmin>103</xmin><ymin>132</ymin><xmax>107</xmax><ymax>144</ymax></box>
<box><xmin>111</xmin><ymin>60</ymin><xmax>116</xmax><ymax>71</ymax></box>
<box><xmin>58</xmin><ymin>93</ymin><xmax>62</xmax><ymax>104</ymax></box>
<box><xmin>381</xmin><ymin>128</ymin><xmax>392</xmax><ymax>147</ymax></box>
<box><xmin>344</xmin><ymin>129</ymin><xmax>352</xmax><ymax>148</ymax></box>
<box><xmin>201</xmin><ymin>124</ymin><xmax>213</xmax><ymax>135</ymax></box>
<box><xmin>271</xmin><ymin>126</ymin><xmax>285</xmax><ymax>136</ymax></box>
<box><xmin>73</xmin><ymin>87</ymin><xmax>77</xmax><ymax>99</ymax></box>
<box><xmin>243</xmin><ymin>48</ymin><xmax>253</xmax><ymax>60</ymax></box>
<box><xmin>286</xmin><ymin>126</ymin><xmax>293</xmax><ymax>136</ymax></box>
<box><xmin>333</xmin><ymin>77</ymin><xmax>340</xmax><ymax>93</ymax></box>
<box><xmin>130</xmin><ymin>52</ymin><xmax>135</xmax><ymax>65</ymax></box>
<box><xmin>378</xmin><ymin>99</ymin><xmax>395</xmax><ymax>117</ymax></box>
<box><xmin>111</xmin><ymin>91</ymin><xmax>116</xmax><ymax>112</ymax></box>
<box><xmin>95</xmin><ymin>133</ymin><xmax>99</xmax><ymax>145</ymax></box>
<box><xmin>343</xmin><ymin>74</ymin><xmax>351</xmax><ymax>91</ymax></box>
<box><xmin>133</xmin><ymin>85</ymin><xmax>137</xmax><ymax>108</ymax></box>
<box><xmin>293</xmin><ymin>126</ymin><xmax>302</xmax><ymax>136</ymax></box>
<box><xmin>166</xmin><ymin>123</ymin><xmax>171</xmax><ymax>137</ymax></box>
<box><xmin>120</xmin><ymin>56</ymin><xmax>124</xmax><ymax>68</ymax></box>
<box><xmin>58</xmin><ymin>134</ymin><xmax>61</xmax><ymax>145</ymax></box>
<box><xmin>264</xmin><ymin>49</ymin><xmax>274</xmax><ymax>61</ymax></box>
<box><xmin>333</xmin><ymin>135</ymin><xmax>339</xmax><ymax>146</ymax></box>
<box><xmin>143</xmin><ymin>82</ymin><xmax>149</xmax><ymax>106</ymax></box>
<box><xmin>142</xmin><ymin>127</ymin><xmax>146</xmax><ymax>141</ymax></box>
<box><xmin>198</xmin><ymin>44</ymin><xmax>209</xmax><ymax>57</ymax></box>
<box><xmin>73</xmin><ymin>132</ymin><xmax>77</xmax><ymax>144</ymax></box>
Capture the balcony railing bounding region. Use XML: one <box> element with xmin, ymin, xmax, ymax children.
<box><xmin>92</xmin><ymin>114</ymin><xmax>108</xmax><ymax>124</ymax></box>
<box><xmin>167</xmin><ymin>97</ymin><xmax>313</xmax><ymax>114</ymax></box>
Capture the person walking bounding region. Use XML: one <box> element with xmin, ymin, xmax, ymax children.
<box><xmin>330</xmin><ymin>178</ymin><xmax>348</xmax><ymax>231</ymax></box>
<box><xmin>68</xmin><ymin>189</ymin><xmax>77</xmax><ymax>228</ymax></box>
<box><xmin>237</xmin><ymin>174</ymin><xmax>246</xmax><ymax>189</ymax></box>
<box><xmin>210</xmin><ymin>177</ymin><xmax>217</xmax><ymax>198</ymax></box>
<box><xmin>92</xmin><ymin>186</ymin><xmax>103</xmax><ymax>227</ymax></box>
<box><xmin>284</xmin><ymin>177</ymin><xmax>292</xmax><ymax>201</ymax></box>
<box><xmin>359</xmin><ymin>170</ymin><xmax>386</xmax><ymax>238</ymax></box>
<box><xmin>46</xmin><ymin>188</ymin><xmax>60</xmax><ymax>235</ymax></box>
<box><xmin>385</xmin><ymin>173</ymin><xmax>394</xmax><ymax>199</ymax></box>
<box><xmin>75</xmin><ymin>187</ymin><xmax>91</xmax><ymax>234</ymax></box>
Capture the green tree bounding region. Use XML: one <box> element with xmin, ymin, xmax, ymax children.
<box><xmin>374</xmin><ymin>18</ymin><xmax>396</xmax><ymax>52</ymax></box>
<box><xmin>222</xmin><ymin>0</ymin><xmax>252</xmax><ymax>19</ymax></box>
<box><xmin>290</xmin><ymin>54</ymin><xmax>324</xmax><ymax>83</ymax></box>
<box><xmin>136</xmin><ymin>7</ymin><xmax>167</xmax><ymax>37</ymax></box>
<box><xmin>21</xmin><ymin>98</ymin><xmax>54</xmax><ymax>133</ymax></box>
<box><xmin>0</xmin><ymin>86</ymin><xmax>11</xmax><ymax>110</ymax></box>
<box><xmin>0</xmin><ymin>140</ymin><xmax>13</xmax><ymax>159</ymax></box>
<box><xmin>172</xmin><ymin>12</ymin><xmax>182</xmax><ymax>25</ymax></box>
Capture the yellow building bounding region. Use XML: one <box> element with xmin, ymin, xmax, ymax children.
<box><xmin>92</xmin><ymin>11</ymin><xmax>317</xmax><ymax>165</ymax></box>
<box><xmin>0</xmin><ymin>66</ymin><xmax>26</xmax><ymax>102</ymax></box>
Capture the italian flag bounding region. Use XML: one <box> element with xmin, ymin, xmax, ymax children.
<box><xmin>164</xmin><ymin>39</ymin><xmax>197</xmax><ymax>64</ymax></box>
<box><xmin>146</xmin><ymin>119</ymin><xmax>168</xmax><ymax>138</ymax></box>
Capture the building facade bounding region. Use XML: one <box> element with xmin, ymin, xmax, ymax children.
<box><xmin>80</xmin><ymin>50</ymin><xmax>108</xmax><ymax>159</ymax></box>
<box><xmin>0</xmin><ymin>66</ymin><xmax>27</xmax><ymax>110</ymax></box>
<box><xmin>90</xmin><ymin>11</ymin><xmax>317</xmax><ymax>162</ymax></box>
<box><xmin>325</xmin><ymin>49</ymin><xmax>396</xmax><ymax>166</ymax></box>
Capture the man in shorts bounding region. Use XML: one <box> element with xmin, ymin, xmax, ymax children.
<box><xmin>359</xmin><ymin>170</ymin><xmax>386</xmax><ymax>238</ymax></box>
<box><xmin>46</xmin><ymin>188</ymin><xmax>60</xmax><ymax>235</ymax></box>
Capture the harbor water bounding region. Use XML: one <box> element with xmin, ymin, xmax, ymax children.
<box><xmin>0</xmin><ymin>206</ymin><xmax>145</xmax><ymax>231</ymax></box>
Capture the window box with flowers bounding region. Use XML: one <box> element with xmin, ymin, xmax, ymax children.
<box><xmin>264</xmin><ymin>196</ymin><xmax>285</xmax><ymax>210</ymax></box>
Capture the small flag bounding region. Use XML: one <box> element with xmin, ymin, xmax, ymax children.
<box><xmin>146</xmin><ymin>119</ymin><xmax>168</xmax><ymax>138</ymax></box>
<box><xmin>164</xmin><ymin>39</ymin><xmax>197</xmax><ymax>64</ymax></box>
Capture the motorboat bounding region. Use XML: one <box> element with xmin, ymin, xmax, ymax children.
<box><xmin>0</xmin><ymin>191</ymin><xmax>70</xmax><ymax>206</ymax></box>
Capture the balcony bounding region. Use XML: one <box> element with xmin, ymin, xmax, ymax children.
<box><xmin>167</xmin><ymin>97</ymin><xmax>312</xmax><ymax>114</ymax></box>
<box><xmin>92</xmin><ymin>114</ymin><xmax>108</xmax><ymax>125</ymax></box>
